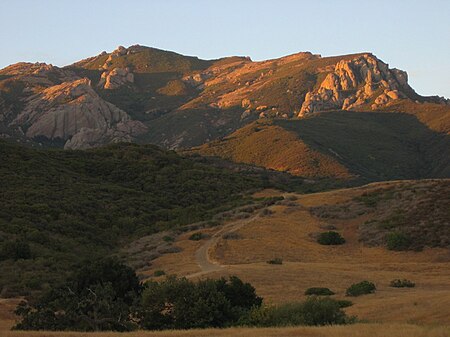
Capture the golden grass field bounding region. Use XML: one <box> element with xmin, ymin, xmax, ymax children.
<box><xmin>146</xmin><ymin>180</ymin><xmax>450</xmax><ymax>325</ymax></box>
<box><xmin>1</xmin><ymin>323</ymin><xmax>450</xmax><ymax>337</ymax></box>
<box><xmin>1</xmin><ymin>180</ymin><xmax>449</xmax><ymax>336</ymax></box>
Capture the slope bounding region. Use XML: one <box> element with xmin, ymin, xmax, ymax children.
<box><xmin>143</xmin><ymin>179</ymin><xmax>450</xmax><ymax>324</ymax></box>
<box><xmin>2</xmin><ymin>45</ymin><xmax>449</xmax><ymax>151</ymax></box>
<box><xmin>0</xmin><ymin>140</ymin><xmax>262</xmax><ymax>297</ymax></box>
<box><xmin>193</xmin><ymin>112</ymin><xmax>450</xmax><ymax>181</ymax></box>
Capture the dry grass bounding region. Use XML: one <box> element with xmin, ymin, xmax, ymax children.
<box><xmin>2</xmin><ymin>324</ymin><xmax>450</xmax><ymax>337</ymax></box>
<box><xmin>3</xmin><ymin>180</ymin><xmax>450</xmax><ymax>333</ymax></box>
<box><xmin>0</xmin><ymin>298</ymin><xmax>21</xmax><ymax>331</ymax></box>
<box><xmin>192</xmin><ymin>121</ymin><xmax>352</xmax><ymax>179</ymax></box>
<box><xmin>142</xmin><ymin>180</ymin><xmax>450</xmax><ymax>325</ymax></box>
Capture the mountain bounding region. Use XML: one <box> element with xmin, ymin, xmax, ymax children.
<box><xmin>0</xmin><ymin>45</ymin><xmax>449</xmax><ymax>179</ymax></box>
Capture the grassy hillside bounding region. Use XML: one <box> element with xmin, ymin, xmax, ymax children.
<box><xmin>375</xmin><ymin>99</ymin><xmax>450</xmax><ymax>134</ymax></box>
<box><xmin>277</xmin><ymin>112</ymin><xmax>450</xmax><ymax>180</ymax></box>
<box><xmin>142</xmin><ymin>179</ymin><xmax>450</xmax><ymax>325</ymax></box>
<box><xmin>0</xmin><ymin>140</ymin><xmax>263</xmax><ymax>296</ymax></box>
<box><xmin>193</xmin><ymin>112</ymin><xmax>450</xmax><ymax>181</ymax></box>
<box><xmin>191</xmin><ymin>120</ymin><xmax>352</xmax><ymax>179</ymax></box>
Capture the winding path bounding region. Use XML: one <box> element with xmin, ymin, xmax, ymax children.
<box><xmin>186</xmin><ymin>213</ymin><xmax>260</xmax><ymax>279</ymax></box>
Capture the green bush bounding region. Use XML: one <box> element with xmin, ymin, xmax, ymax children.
<box><xmin>336</xmin><ymin>300</ymin><xmax>353</xmax><ymax>308</ymax></box>
<box><xmin>346</xmin><ymin>281</ymin><xmax>376</xmax><ymax>297</ymax></box>
<box><xmin>140</xmin><ymin>276</ymin><xmax>262</xmax><ymax>329</ymax></box>
<box><xmin>267</xmin><ymin>258</ymin><xmax>283</xmax><ymax>265</ymax></box>
<box><xmin>305</xmin><ymin>287</ymin><xmax>335</xmax><ymax>296</ymax></box>
<box><xmin>240</xmin><ymin>297</ymin><xmax>352</xmax><ymax>327</ymax></box>
<box><xmin>153</xmin><ymin>270</ymin><xmax>166</xmax><ymax>277</ymax></box>
<box><xmin>317</xmin><ymin>231</ymin><xmax>346</xmax><ymax>245</ymax></box>
<box><xmin>188</xmin><ymin>232</ymin><xmax>205</xmax><ymax>241</ymax></box>
<box><xmin>390</xmin><ymin>279</ymin><xmax>415</xmax><ymax>288</ymax></box>
<box><xmin>14</xmin><ymin>258</ymin><xmax>142</xmax><ymax>331</ymax></box>
<box><xmin>386</xmin><ymin>232</ymin><xmax>411</xmax><ymax>251</ymax></box>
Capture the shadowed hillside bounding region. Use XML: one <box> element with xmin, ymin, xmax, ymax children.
<box><xmin>193</xmin><ymin>112</ymin><xmax>450</xmax><ymax>181</ymax></box>
<box><xmin>0</xmin><ymin>140</ymin><xmax>262</xmax><ymax>297</ymax></box>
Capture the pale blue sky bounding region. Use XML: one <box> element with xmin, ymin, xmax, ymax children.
<box><xmin>1</xmin><ymin>0</ymin><xmax>449</xmax><ymax>97</ymax></box>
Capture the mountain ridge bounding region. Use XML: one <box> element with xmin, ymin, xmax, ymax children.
<box><xmin>1</xmin><ymin>45</ymin><xmax>449</xmax><ymax>180</ymax></box>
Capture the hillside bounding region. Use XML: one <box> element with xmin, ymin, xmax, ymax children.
<box><xmin>139</xmin><ymin>179</ymin><xmax>450</xmax><ymax>324</ymax></box>
<box><xmin>0</xmin><ymin>140</ymin><xmax>267</xmax><ymax>297</ymax></box>
<box><xmin>193</xmin><ymin>112</ymin><xmax>450</xmax><ymax>181</ymax></box>
<box><xmin>1</xmin><ymin>45</ymin><xmax>449</xmax><ymax>152</ymax></box>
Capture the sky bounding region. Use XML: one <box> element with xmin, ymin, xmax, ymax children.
<box><xmin>1</xmin><ymin>0</ymin><xmax>449</xmax><ymax>97</ymax></box>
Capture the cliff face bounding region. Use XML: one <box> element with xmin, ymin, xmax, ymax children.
<box><xmin>298</xmin><ymin>54</ymin><xmax>414</xmax><ymax>116</ymax></box>
<box><xmin>0</xmin><ymin>62</ymin><xmax>146</xmax><ymax>149</ymax></box>
<box><xmin>0</xmin><ymin>46</ymin><xmax>449</xmax><ymax>150</ymax></box>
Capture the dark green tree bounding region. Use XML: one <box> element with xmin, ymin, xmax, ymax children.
<box><xmin>14</xmin><ymin>258</ymin><xmax>142</xmax><ymax>331</ymax></box>
<box><xmin>0</xmin><ymin>239</ymin><xmax>32</xmax><ymax>261</ymax></box>
<box><xmin>139</xmin><ymin>276</ymin><xmax>262</xmax><ymax>330</ymax></box>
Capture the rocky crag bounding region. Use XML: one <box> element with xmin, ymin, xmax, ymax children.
<box><xmin>0</xmin><ymin>45</ymin><xmax>448</xmax><ymax>150</ymax></box>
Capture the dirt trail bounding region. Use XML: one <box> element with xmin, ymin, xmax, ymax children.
<box><xmin>187</xmin><ymin>213</ymin><xmax>260</xmax><ymax>279</ymax></box>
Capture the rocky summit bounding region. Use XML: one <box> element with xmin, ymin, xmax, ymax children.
<box><xmin>0</xmin><ymin>45</ymin><xmax>449</xmax><ymax>173</ymax></box>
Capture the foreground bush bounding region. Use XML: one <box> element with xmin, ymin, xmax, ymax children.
<box><xmin>317</xmin><ymin>231</ymin><xmax>346</xmax><ymax>245</ymax></box>
<box><xmin>240</xmin><ymin>297</ymin><xmax>352</xmax><ymax>327</ymax></box>
<box><xmin>14</xmin><ymin>258</ymin><xmax>142</xmax><ymax>331</ymax></box>
<box><xmin>140</xmin><ymin>275</ymin><xmax>262</xmax><ymax>329</ymax></box>
<box><xmin>390</xmin><ymin>279</ymin><xmax>415</xmax><ymax>288</ymax></box>
<box><xmin>346</xmin><ymin>281</ymin><xmax>376</xmax><ymax>296</ymax></box>
<box><xmin>305</xmin><ymin>287</ymin><xmax>335</xmax><ymax>296</ymax></box>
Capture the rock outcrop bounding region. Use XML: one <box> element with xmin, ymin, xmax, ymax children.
<box><xmin>10</xmin><ymin>78</ymin><xmax>146</xmax><ymax>149</ymax></box>
<box><xmin>0</xmin><ymin>62</ymin><xmax>78</xmax><ymax>87</ymax></box>
<box><xmin>98</xmin><ymin>67</ymin><xmax>134</xmax><ymax>89</ymax></box>
<box><xmin>298</xmin><ymin>54</ymin><xmax>413</xmax><ymax>116</ymax></box>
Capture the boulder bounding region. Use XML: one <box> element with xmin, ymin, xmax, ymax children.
<box><xmin>98</xmin><ymin>67</ymin><xmax>134</xmax><ymax>89</ymax></box>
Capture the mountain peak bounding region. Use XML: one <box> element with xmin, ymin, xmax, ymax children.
<box><xmin>298</xmin><ymin>53</ymin><xmax>416</xmax><ymax>116</ymax></box>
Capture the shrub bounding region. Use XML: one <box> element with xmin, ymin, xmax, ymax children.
<box><xmin>153</xmin><ymin>270</ymin><xmax>165</xmax><ymax>277</ymax></box>
<box><xmin>267</xmin><ymin>258</ymin><xmax>283</xmax><ymax>265</ymax></box>
<box><xmin>390</xmin><ymin>279</ymin><xmax>415</xmax><ymax>288</ymax></box>
<box><xmin>189</xmin><ymin>232</ymin><xmax>205</xmax><ymax>241</ymax></box>
<box><xmin>162</xmin><ymin>236</ymin><xmax>174</xmax><ymax>242</ymax></box>
<box><xmin>336</xmin><ymin>300</ymin><xmax>353</xmax><ymax>308</ymax></box>
<box><xmin>261</xmin><ymin>208</ymin><xmax>274</xmax><ymax>216</ymax></box>
<box><xmin>140</xmin><ymin>276</ymin><xmax>262</xmax><ymax>329</ymax></box>
<box><xmin>346</xmin><ymin>281</ymin><xmax>376</xmax><ymax>297</ymax></box>
<box><xmin>0</xmin><ymin>240</ymin><xmax>32</xmax><ymax>261</ymax></box>
<box><xmin>14</xmin><ymin>258</ymin><xmax>142</xmax><ymax>331</ymax></box>
<box><xmin>317</xmin><ymin>231</ymin><xmax>346</xmax><ymax>245</ymax></box>
<box><xmin>386</xmin><ymin>232</ymin><xmax>411</xmax><ymax>251</ymax></box>
<box><xmin>240</xmin><ymin>297</ymin><xmax>351</xmax><ymax>327</ymax></box>
<box><xmin>305</xmin><ymin>287</ymin><xmax>335</xmax><ymax>296</ymax></box>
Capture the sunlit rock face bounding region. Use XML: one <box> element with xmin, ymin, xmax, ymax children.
<box><xmin>298</xmin><ymin>54</ymin><xmax>413</xmax><ymax>116</ymax></box>
<box><xmin>10</xmin><ymin>78</ymin><xmax>146</xmax><ymax>149</ymax></box>
<box><xmin>98</xmin><ymin>67</ymin><xmax>135</xmax><ymax>89</ymax></box>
